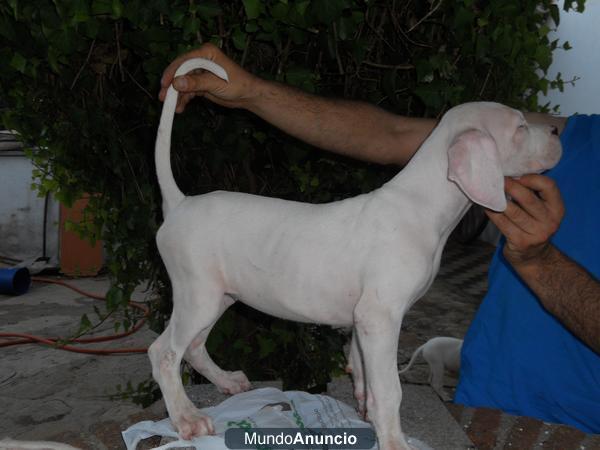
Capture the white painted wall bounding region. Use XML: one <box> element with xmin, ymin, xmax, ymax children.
<box><xmin>0</xmin><ymin>150</ymin><xmax>60</xmax><ymax>266</ymax></box>
<box><xmin>540</xmin><ymin>1</ymin><xmax>600</xmax><ymax>115</ymax></box>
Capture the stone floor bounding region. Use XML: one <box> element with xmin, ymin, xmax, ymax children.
<box><xmin>0</xmin><ymin>277</ymin><xmax>159</xmax><ymax>447</ymax></box>
<box><xmin>1</xmin><ymin>239</ymin><xmax>598</xmax><ymax>449</ymax></box>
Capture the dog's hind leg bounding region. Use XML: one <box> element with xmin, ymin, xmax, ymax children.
<box><xmin>426</xmin><ymin>357</ymin><xmax>452</xmax><ymax>402</ymax></box>
<box><xmin>148</xmin><ymin>283</ymin><xmax>223</xmax><ymax>440</ymax></box>
<box><xmin>184</xmin><ymin>295</ymin><xmax>251</xmax><ymax>395</ymax></box>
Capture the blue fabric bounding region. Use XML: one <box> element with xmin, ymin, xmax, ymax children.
<box><xmin>455</xmin><ymin>115</ymin><xmax>600</xmax><ymax>433</ymax></box>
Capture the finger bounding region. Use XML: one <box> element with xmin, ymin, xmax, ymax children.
<box><xmin>504</xmin><ymin>177</ymin><xmax>547</xmax><ymax>222</ymax></box>
<box><xmin>159</xmin><ymin>71</ymin><xmax>208</xmax><ymax>101</ymax></box>
<box><xmin>512</xmin><ymin>174</ymin><xmax>565</xmax><ymax>221</ymax></box>
<box><xmin>485</xmin><ymin>209</ymin><xmax>529</xmax><ymax>245</ymax></box>
<box><xmin>513</xmin><ymin>174</ymin><xmax>562</xmax><ymax>205</ymax></box>
<box><xmin>173</xmin><ymin>72</ymin><xmax>227</xmax><ymax>94</ymax></box>
<box><xmin>160</xmin><ymin>44</ymin><xmax>220</xmax><ymax>89</ymax></box>
<box><xmin>501</xmin><ymin>200</ymin><xmax>540</xmax><ymax>235</ymax></box>
<box><xmin>158</xmin><ymin>87</ymin><xmax>184</xmax><ymax>103</ymax></box>
<box><xmin>175</xmin><ymin>93</ymin><xmax>195</xmax><ymax>113</ymax></box>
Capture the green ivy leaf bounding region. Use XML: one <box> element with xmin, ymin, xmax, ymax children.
<box><xmin>549</xmin><ymin>4</ymin><xmax>560</xmax><ymax>26</ymax></box>
<box><xmin>535</xmin><ymin>45</ymin><xmax>552</xmax><ymax>72</ymax></box>
<box><xmin>197</xmin><ymin>1</ymin><xmax>222</xmax><ymax>18</ymax></box>
<box><xmin>72</xmin><ymin>0</ymin><xmax>91</xmax><ymax>23</ymax></box>
<box><xmin>257</xmin><ymin>335</ymin><xmax>276</xmax><ymax>358</ymax></box>
<box><xmin>312</xmin><ymin>0</ymin><xmax>349</xmax><ymax>24</ymax></box>
<box><xmin>169</xmin><ymin>10</ymin><xmax>185</xmax><ymax>26</ymax></box>
<box><xmin>10</xmin><ymin>53</ymin><xmax>27</xmax><ymax>73</ymax></box>
<box><xmin>91</xmin><ymin>1</ymin><xmax>110</xmax><ymax>15</ymax></box>
<box><xmin>245</xmin><ymin>20</ymin><xmax>259</xmax><ymax>33</ymax></box>
<box><xmin>242</xmin><ymin>0</ymin><xmax>263</xmax><ymax>20</ymax></box>
<box><xmin>416</xmin><ymin>60</ymin><xmax>434</xmax><ymax>83</ymax></box>
<box><xmin>232</xmin><ymin>27</ymin><xmax>247</xmax><ymax>50</ymax></box>
<box><xmin>78</xmin><ymin>314</ymin><xmax>92</xmax><ymax>334</ymax></box>
<box><xmin>183</xmin><ymin>17</ymin><xmax>200</xmax><ymax>38</ymax></box>
<box><xmin>106</xmin><ymin>286</ymin><xmax>124</xmax><ymax>311</ymax></box>
<box><xmin>414</xmin><ymin>85</ymin><xmax>444</xmax><ymax>111</ymax></box>
<box><xmin>271</xmin><ymin>3</ymin><xmax>288</xmax><ymax>20</ymax></box>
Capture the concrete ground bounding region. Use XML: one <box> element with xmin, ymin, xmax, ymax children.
<box><xmin>0</xmin><ymin>277</ymin><xmax>158</xmax><ymax>445</ymax></box>
<box><xmin>1</xmin><ymin>241</ymin><xmax>598</xmax><ymax>449</ymax></box>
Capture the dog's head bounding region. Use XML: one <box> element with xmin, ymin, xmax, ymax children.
<box><xmin>444</xmin><ymin>102</ymin><xmax>562</xmax><ymax>211</ymax></box>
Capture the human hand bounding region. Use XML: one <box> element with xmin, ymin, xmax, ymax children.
<box><xmin>158</xmin><ymin>43</ymin><xmax>261</xmax><ymax>113</ymax></box>
<box><xmin>485</xmin><ymin>175</ymin><xmax>565</xmax><ymax>265</ymax></box>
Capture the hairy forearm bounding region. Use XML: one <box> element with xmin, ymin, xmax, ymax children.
<box><xmin>508</xmin><ymin>245</ymin><xmax>600</xmax><ymax>354</ymax></box>
<box><xmin>246</xmin><ymin>79</ymin><xmax>435</xmax><ymax>166</ymax></box>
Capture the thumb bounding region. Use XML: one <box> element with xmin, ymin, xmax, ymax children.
<box><xmin>172</xmin><ymin>72</ymin><xmax>226</xmax><ymax>94</ymax></box>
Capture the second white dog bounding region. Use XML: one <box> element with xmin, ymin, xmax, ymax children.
<box><xmin>399</xmin><ymin>337</ymin><xmax>463</xmax><ymax>402</ymax></box>
<box><xmin>149</xmin><ymin>58</ymin><xmax>562</xmax><ymax>450</ymax></box>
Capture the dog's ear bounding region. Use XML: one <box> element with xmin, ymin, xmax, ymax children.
<box><xmin>447</xmin><ymin>129</ymin><xmax>507</xmax><ymax>212</ymax></box>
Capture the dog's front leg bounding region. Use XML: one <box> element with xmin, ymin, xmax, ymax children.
<box><xmin>355</xmin><ymin>298</ymin><xmax>411</xmax><ymax>450</ymax></box>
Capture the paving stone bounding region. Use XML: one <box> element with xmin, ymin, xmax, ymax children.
<box><xmin>504</xmin><ymin>416</ymin><xmax>544</xmax><ymax>450</ymax></box>
<box><xmin>580</xmin><ymin>434</ymin><xmax>600</xmax><ymax>450</ymax></box>
<box><xmin>467</xmin><ymin>408</ymin><xmax>502</xmax><ymax>450</ymax></box>
<box><xmin>539</xmin><ymin>424</ymin><xmax>587</xmax><ymax>450</ymax></box>
<box><xmin>43</xmin><ymin>430</ymin><xmax>98</xmax><ymax>449</ymax></box>
<box><xmin>90</xmin><ymin>420</ymin><xmax>123</xmax><ymax>450</ymax></box>
<box><xmin>14</xmin><ymin>399</ymin><xmax>72</xmax><ymax>426</ymax></box>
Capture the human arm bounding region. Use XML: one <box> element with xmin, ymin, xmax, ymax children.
<box><xmin>523</xmin><ymin>112</ymin><xmax>567</xmax><ymax>135</ymax></box>
<box><xmin>486</xmin><ymin>175</ymin><xmax>600</xmax><ymax>354</ymax></box>
<box><xmin>159</xmin><ymin>44</ymin><xmax>435</xmax><ymax>166</ymax></box>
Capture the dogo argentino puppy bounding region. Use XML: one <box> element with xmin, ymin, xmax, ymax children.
<box><xmin>149</xmin><ymin>58</ymin><xmax>562</xmax><ymax>450</ymax></box>
<box><xmin>398</xmin><ymin>337</ymin><xmax>463</xmax><ymax>402</ymax></box>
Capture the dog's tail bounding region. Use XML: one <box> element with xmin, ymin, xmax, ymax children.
<box><xmin>155</xmin><ymin>58</ymin><xmax>229</xmax><ymax>217</ymax></box>
<box><xmin>398</xmin><ymin>343</ymin><xmax>426</xmax><ymax>375</ymax></box>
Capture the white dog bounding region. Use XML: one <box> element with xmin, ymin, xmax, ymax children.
<box><xmin>149</xmin><ymin>58</ymin><xmax>562</xmax><ymax>450</ymax></box>
<box><xmin>398</xmin><ymin>337</ymin><xmax>463</xmax><ymax>402</ymax></box>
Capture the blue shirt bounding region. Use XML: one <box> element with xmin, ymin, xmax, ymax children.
<box><xmin>455</xmin><ymin>114</ymin><xmax>600</xmax><ymax>433</ymax></box>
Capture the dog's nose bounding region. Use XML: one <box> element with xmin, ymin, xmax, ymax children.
<box><xmin>551</xmin><ymin>125</ymin><xmax>559</xmax><ymax>136</ymax></box>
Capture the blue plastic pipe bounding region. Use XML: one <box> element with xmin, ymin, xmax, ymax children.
<box><xmin>0</xmin><ymin>267</ymin><xmax>31</xmax><ymax>295</ymax></box>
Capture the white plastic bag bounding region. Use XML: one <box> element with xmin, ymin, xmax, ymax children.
<box><xmin>121</xmin><ymin>387</ymin><xmax>432</xmax><ymax>450</ymax></box>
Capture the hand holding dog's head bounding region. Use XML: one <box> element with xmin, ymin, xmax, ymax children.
<box><xmin>447</xmin><ymin>103</ymin><xmax>562</xmax><ymax>212</ymax></box>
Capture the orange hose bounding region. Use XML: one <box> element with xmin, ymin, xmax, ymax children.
<box><xmin>0</xmin><ymin>277</ymin><xmax>150</xmax><ymax>355</ymax></box>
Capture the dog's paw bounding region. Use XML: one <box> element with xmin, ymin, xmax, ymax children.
<box><xmin>352</xmin><ymin>386</ymin><xmax>366</xmax><ymax>416</ymax></box>
<box><xmin>216</xmin><ymin>370</ymin><xmax>251</xmax><ymax>395</ymax></box>
<box><xmin>353</xmin><ymin>393</ymin><xmax>367</xmax><ymax>420</ymax></box>
<box><xmin>173</xmin><ymin>409</ymin><xmax>214</xmax><ymax>440</ymax></box>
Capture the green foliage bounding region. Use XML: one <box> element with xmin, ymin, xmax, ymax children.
<box><xmin>205</xmin><ymin>304</ymin><xmax>347</xmax><ymax>390</ymax></box>
<box><xmin>0</xmin><ymin>0</ymin><xmax>584</xmax><ymax>390</ymax></box>
<box><xmin>110</xmin><ymin>379</ymin><xmax>162</xmax><ymax>408</ymax></box>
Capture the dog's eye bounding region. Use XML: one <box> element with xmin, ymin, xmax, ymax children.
<box><xmin>518</xmin><ymin>124</ymin><xmax>528</xmax><ymax>130</ymax></box>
